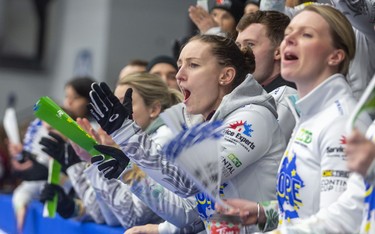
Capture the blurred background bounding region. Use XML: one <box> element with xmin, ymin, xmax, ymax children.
<box><xmin>0</xmin><ymin>0</ymin><xmax>199</xmax><ymax>123</ymax></box>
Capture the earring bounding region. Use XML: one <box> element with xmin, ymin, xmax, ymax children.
<box><xmin>220</xmin><ymin>81</ymin><xmax>225</xmax><ymax>85</ymax></box>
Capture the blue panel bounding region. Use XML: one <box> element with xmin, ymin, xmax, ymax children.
<box><xmin>0</xmin><ymin>194</ymin><xmax>125</xmax><ymax>234</ymax></box>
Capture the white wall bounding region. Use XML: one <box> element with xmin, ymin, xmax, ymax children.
<box><xmin>51</xmin><ymin>0</ymin><xmax>111</xmax><ymax>103</ymax></box>
<box><xmin>0</xmin><ymin>0</ymin><xmax>195</xmax><ymax>124</ymax></box>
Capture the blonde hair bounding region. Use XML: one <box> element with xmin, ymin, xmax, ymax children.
<box><xmin>118</xmin><ymin>72</ymin><xmax>183</xmax><ymax>183</ymax></box>
<box><xmin>122</xmin><ymin>164</ymin><xmax>146</xmax><ymax>185</ymax></box>
<box><xmin>301</xmin><ymin>5</ymin><xmax>356</xmax><ymax>75</ymax></box>
<box><xmin>117</xmin><ymin>72</ymin><xmax>183</xmax><ymax>110</ymax></box>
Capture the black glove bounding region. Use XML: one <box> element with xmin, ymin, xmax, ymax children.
<box><xmin>13</xmin><ymin>151</ymin><xmax>48</xmax><ymax>181</ymax></box>
<box><xmin>91</xmin><ymin>144</ymin><xmax>130</xmax><ymax>179</ymax></box>
<box><xmin>39</xmin><ymin>183</ymin><xmax>75</xmax><ymax>219</ymax></box>
<box><xmin>39</xmin><ymin>132</ymin><xmax>81</xmax><ymax>172</ymax></box>
<box><xmin>15</xmin><ymin>150</ymin><xmax>33</xmax><ymax>163</ymax></box>
<box><xmin>87</xmin><ymin>82</ymin><xmax>133</xmax><ymax>135</ymax></box>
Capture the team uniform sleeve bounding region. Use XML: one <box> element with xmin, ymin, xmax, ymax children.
<box><xmin>66</xmin><ymin>162</ymin><xmax>106</xmax><ymax>224</ymax></box>
<box><xmin>111</xmin><ymin>119</ymin><xmax>200</xmax><ymax>198</ymax></box>
<box><xmin>219</xmin><ymin>108</ymin><xmax>274</xmax><ymax>181</ymax></box>
<box><xmin>129</xmin><ymin>174</ymin><xmax>202</xmax><ymax>229</ymax></box>
<box><xmin>83</xmin><ymin>164</ymin><xmax>163</xmax><ymax>228</ymax></box>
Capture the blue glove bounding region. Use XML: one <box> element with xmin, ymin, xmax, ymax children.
<box><xmin>91</xmin><ymin>144</ymin><xmax>130</xmax><ymax>179</ymax></box>
<box><xmin>87</xmin><ymin>82</ymin><xmax>133</xmax><ymax>135</ymax></box>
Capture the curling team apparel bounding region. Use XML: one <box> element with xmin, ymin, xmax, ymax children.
<box><xmin>276</xmin><ymin>74</ymin><xmax>371</xmax><ymax>228</ymax></box>
<box><xmin>110</xmin><ymin>74</ymin><xmax>287</xmax><ymax>233</ymax></box>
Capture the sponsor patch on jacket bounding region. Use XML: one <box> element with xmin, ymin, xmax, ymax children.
<box><xmin>228</xmin><ymin>154</ymin><xmax>242</xmax><ymax>167</ymax></box>
<box><xmin>221</xmin><ymin>154</ymin><xmax>242</xmax><ymax>177</ymax></box>
<box><xmin>223</xmin><ymin>121</ymin><xmax>255</xmax><ymax>152</ymax></box>
<box><xmin>222</xmin><ymin>156</ymin><xmax>235</xmax><ymax>177</ymax></box>
<box><xmin>295</xmin><ymin>128</ymin><xmax>312</xmax><ymax>146</ymax></box>
<box><xmin>335</xmin><ymin>100</ymin><xmax>344</xmax><ymax>115</ymax></box>
<box><xmin>326</xmin><ymin>136</ymin><xmax>347</xmax><ymax>160</ymax></box>
<box><xmin>229</xmin><ymin>120</ymin><xmax>254</xmax><ymax>137</ymax></box>
<box><xmin>321</xmin><ymin>178</ymin><xmax>347</xmax><ymax>192</ymax></box>
<box><xmin>322</xmin><ymin>170</ymin><xmax>350</xmax><ymax>178</ymax></box>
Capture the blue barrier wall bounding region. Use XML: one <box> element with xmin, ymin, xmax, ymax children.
<box><xmin>0</xmin><ymin>194</ymin><xmax>125</xmax><ymax>234</ymax></box>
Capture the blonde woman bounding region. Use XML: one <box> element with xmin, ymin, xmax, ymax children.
<box><xmin>216</xmin><ymin>5</ymin><xmax>371</xmax><ymax>234</ymax></box>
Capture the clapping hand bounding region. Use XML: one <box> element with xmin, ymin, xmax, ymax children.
<box><xmin>39</xmin><ymin>132</ymin><xmax>81</xmax><ymax>172</ymax></box>
<box><xmin>188</xmin><ymin>5</ymin><xmax>218</xmax><ymax>33</ymax></box>
<box><xmin>87</xmin><ymin>82</ymin><xmax>133</xmax><ymax>135</ymax></box>
<box><xmin>91</xmin><ymin>144</ymin><xmax>130</xmax><ymax>179</ymax></box>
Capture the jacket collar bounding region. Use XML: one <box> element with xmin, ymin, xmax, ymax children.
<box><xmin>296</xmin><ymin>74</ymin><xmax>352</xmax><ymax>118</ymax></box>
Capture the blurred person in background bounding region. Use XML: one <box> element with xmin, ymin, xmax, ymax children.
<box><xmin>146</xmin><ymin>55</ymin><xmax>180</xmax><ymax>91</ymax></box>
<box><xmin>244</xmin><ymin>0</ymin><xmax>260</xmax><ymax>14</ymax></box>
<box><xmin>9</xmin><ymin>76</ymin><xmax>95</xmax><ymax>232</ymax></box>
<box><xmin>119</xmin><ymin>59</ymin><xmax>148</xmax><ymax>79</ymax></box>
<box><xmin>189</xmin><ymin>0</ymin><xmax>245</xmax><ymax>39</ymax></box>
<box><xmin>236</xmin><ymin>10</ymin><xmax>297</xmax><ymax>141</ymax></box>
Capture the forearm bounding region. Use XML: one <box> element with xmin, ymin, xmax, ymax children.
<box><xmin>130</xmin><ymin>175</ymin><xmax>201</xmax><ymax>228</ymax></box>
<box><xmin>113</xmin><ymin>123</ymin><xmax>199</xmax><ymax>197</ymax></box>
<box><xmin>66</xmin><ymin>162</ymin><xmax>106</xmax><ymax>224</ymax></box>
<box><xmin>85</xmin><ymin>164</ymin><xmax>162</xmax><ymax>227</ymax></box>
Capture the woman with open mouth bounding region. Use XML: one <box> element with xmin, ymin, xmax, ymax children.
<box><xmin>87</xmin><ymin>34</ymin><xmax>287</xmax><ymax>233</ymax></box>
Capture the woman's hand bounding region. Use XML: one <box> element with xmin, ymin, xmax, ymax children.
<box><xmin>215</xmin><ymin>198</ymin><xmax>266</xmax><ymax>226</ymax></box>
<box><xmin>77</xmin><ymin>117</ymin><xmax>116</xmax><ymax>146</ymax></box>
<box><xmin>188</xmin><ymin>5</ymin><xmax>218</xmax><ymax>33</ymax></box>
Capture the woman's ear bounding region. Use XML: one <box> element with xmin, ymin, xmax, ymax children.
<box><xmin>219</xmin><ymin>67</ymin><xmax>236</xmax><ymax>86</ymax></box>
<box><xmin>328</xmin><ymin>49</ymin><xmax>345</xmax><ymax>67</ymax></box>
<box><xmin>149</xmin><ymin>101</ymin><xmax>162</xmax><ymax>119</ymax></box>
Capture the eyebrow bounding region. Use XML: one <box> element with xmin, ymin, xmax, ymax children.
<box><xmin>177</xmin><ymin>57</ymin><xmax>199</xmax><ymax>65</ymax></box>
<box><xmin>242</xmin><ymin>39</ymin><xmax>256</xmax><ymax>43</ymax></box>
<box><xmin>285</xmin><ymin>25</ymin><xmax>317</xmax><ymax>32</ymax></box>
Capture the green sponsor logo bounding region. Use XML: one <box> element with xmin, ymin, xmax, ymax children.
<box><xmin>228</xmin><ymin>154</ymin><xmax>242</xmax><ymax>167</ymax></box>
<box><xmin>295</xmin><ymin>128</ymin><xmax>312</xmax><ymax>144</ymax></box>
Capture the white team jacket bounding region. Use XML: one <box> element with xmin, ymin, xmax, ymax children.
<box><xmin>276</xmin><ymin>74</ymin><xmax>371</xmax><ymax>232</ymax></box>
<box><xmin>110</xmin><ymin>74</ymin><xmax>287</xmax><ymax>233</ymax></box>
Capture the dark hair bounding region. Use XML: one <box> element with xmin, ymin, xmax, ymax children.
<box><xmin>245</xmin><ymin>0</ymin><xmax>260</xmax><ymax>7</ymax></box>
<box><xmin>146</xmin><ymin>55</ymin><xmax>178</xmax><ymax>72</ymax></box>
<box><xmin>211</xmin><ymin>0</ymin><xmax>245</xmax><ymax>24</ymax></box>
<box><xmin>65</xmin><ymin>77</ymin><xmax>96</xmax><ymax>101</ymax></box>
<box><xmin>127</xmin><ymin>59</ymin><xmax>148</xmax><ymax>68</ymax></box>
<box><xmin>237</xmin><ymin>10</ymin><xmax>290</xmax><ymax>47</ymax></box>
<box><xmin>187</xmin><ymin>34</ymin><xmax>255</xmax><ymax>90</ymax></box>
